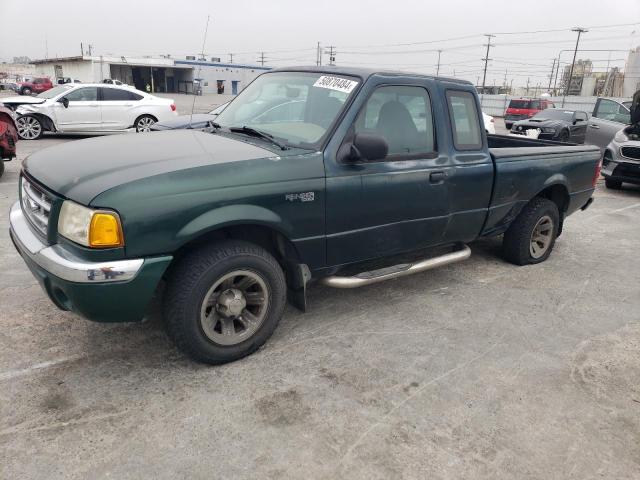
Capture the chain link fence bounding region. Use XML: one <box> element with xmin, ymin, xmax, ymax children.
<box><xmin>479</xmin><ymin>95</ymin><xmax>630</xmax><ymax>117</ymax></box>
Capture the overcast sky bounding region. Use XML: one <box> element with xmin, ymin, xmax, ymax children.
<box><xmin>1</xmin><ymin>0</ymin><xmax>639</xmax><ymax>87</ymax></box>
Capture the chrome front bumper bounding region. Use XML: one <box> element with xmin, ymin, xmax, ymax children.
<box><xmin>9</xmin><ymin>201</ymin><xmax>143</xmax><ymax>283</ymax></box>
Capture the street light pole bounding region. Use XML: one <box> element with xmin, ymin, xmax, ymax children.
<box><xmin>563</xmin><ymin>27</ymin><xmax>588</xmax><ymax>106</ymax></box>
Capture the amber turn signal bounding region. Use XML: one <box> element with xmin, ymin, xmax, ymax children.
<box><xmin>89</xmin><ymin>213</ymin><xmax>123</xmax><ymax>248</ymax></box>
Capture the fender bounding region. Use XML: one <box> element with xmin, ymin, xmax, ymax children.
<box><xmin>175</xmin><ymin>204</ymin><xmax>295</xmax><ymax>246</ymax></box>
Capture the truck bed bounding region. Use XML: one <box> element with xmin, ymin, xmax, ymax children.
<box><xmin>482</xmin><ymin>134</ymin><xmax>601</xmax><ymax>237</ymax></box>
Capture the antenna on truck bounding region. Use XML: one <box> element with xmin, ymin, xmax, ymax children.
<box><xmin>189</xmin><ymin>14</ymin><xmax>211</xmax><ymax>127</ymax></box>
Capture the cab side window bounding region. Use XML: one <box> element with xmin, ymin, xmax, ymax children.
<box><xmin>100</xmin><ymin>87</ymin><xmax>143</xmax><ymax>101</ymax></box>
<box><xmin>354</xmin><ymin>85</ymin><xmax>435</xmax><ymax>158</ymax></box>
<box><xmin>446</xmin><ymin>90</ymin><xmax>482</xmax><ymax>150</ymax></box>
<box><xmin>63</xmin><ymin>87</ymin><xmax>98</xmax><ymax>102</ymax></box>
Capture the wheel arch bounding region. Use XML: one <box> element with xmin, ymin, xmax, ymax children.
<box><xmin>19</xmin><ymin>113</ymin><xmax>56</xmax><ymax>132</ymax></box>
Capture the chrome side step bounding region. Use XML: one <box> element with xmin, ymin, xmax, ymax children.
<box><xmin>320</xmin><ymin>244</ymin><xmax>471</xmax><ymax>289</ymax></box>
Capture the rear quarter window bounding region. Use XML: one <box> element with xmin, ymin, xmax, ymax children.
<box><xmin>446</xmin><ymin>90</ymin><xmax>482</xmax><ymax>150</ymax></box>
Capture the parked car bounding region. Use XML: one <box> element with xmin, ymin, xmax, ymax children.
<box><xmin>151</xmin><ymin>102</ymin><xmax>229</xmax><ymax>131</ymax></box>
<box><xmin>9</xmin><ymin>67</ymin><xmax>600</xmax><ymax>364</ymax></box>
<box><xmin>601</xmin><ymin>92</ymin><xmax>640</xmax><ymax>189</ymax></box>
<box><xmin>504</xmin><ymin>98</ymin><xmax>555</xmax><ymax>130</ymax></box>
<box><xmin>57</xmin><ymin>77</ymin><xmax>82</xmax><ymax>84</ymax></box>
<box><xmin>510</xmin><ymin>109</ymin><xmax>589</xmax><ymax>143</ymax></box>
<box><xmin>16</xmin><ymin>77</ymin><xmax>53</xmax><ymax>96</ymax></box>
<box><xmin>482</xmin><ymin>112</ymin><xmax>495</xmax><ymax>134</ymax></box>
<box><xmin>1</xmin><ymin>84</ymin><xmax>177</xmax><ymax>140</ymax></box>
<box><xmin>0</xmin><ymin>106</ymin><xmax>18</xmax><ymax>178</ymax></box>
<box><xmin>584</xmin><ymin>97</ymin><xmax>632</xmax><ymax>152</ymax></box>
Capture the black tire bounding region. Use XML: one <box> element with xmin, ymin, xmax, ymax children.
<box><xmin>21</xmin><ymin>87</ymin><xmax>32</xmax><ymax>96</ymax></box>
<box><xmin>134</xmin><ymin>114</ymin><xmax>157</xmax><ymax>132</ymax></box>
<box><xmin>163</xmin><ymin>240</ymin><xmax>287</xmax><ymax>364</ymax></box>
<box><xmin>502</xmin><ymin>197</ymin><xmax>560</xmax><ymax>266</ymax></box>
<box><xmin>0</xmin><ymin>160</ymin><xmax>4</xmax><ymax>179</ymax></box>
<box><xmin>604</xmin><ymin>178</ymin><xmax>622</xmax><ymax>190</ymax></box>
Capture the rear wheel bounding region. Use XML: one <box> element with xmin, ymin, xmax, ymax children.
<box><xmin>135</xmin><ymin>114</ymin><xmax>157</xmax><ymax>132</ymax></box>
<box><xmin>502</xmin><ymin>197</ymin><xmax>559</xmax><ymax>265</ymax></box>
<box><xmin>21</xmin><ymin>87</ymin><xmax>32</xmax><ymax>96</ymax></box>
<box><xmin>163</xmin><ymin>240</ymin><xmax>287</xmax><ymax>364</ymax></box>
<box><xmin>16</xmin><ymin>115</ymin><xmax>43</xmax><ymax>140</ymax></box>
<box><xmin>0</xmin><ymin>160</ymin><xmax>4</xmax><ymax>178</ymax></box>
<box><xmin>605</xmin><ymin>178</ymin><xmax>622</xmax><ymax>190</ymax></box>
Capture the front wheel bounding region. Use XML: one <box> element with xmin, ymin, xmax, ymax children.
<box><xmin>502</xmin><ymin>197</ymin><xmax>560</xmax><ymax>265</ymax></box>
<box><xmin>557</xmin><ymin>130</ymin><xmax>570</xmax><ymax>142</ymax></box>
<box><xmin>16</xmin><ymin>115</ymin><xmax>43</xmax><ymax>140</ymax></box>
<box><xmin>163</xmin><ymin>240</ymin><xmax>287</xmax><ymax>364</ymax></box>
<box><xmin>21</xmin><ymin>87</ymin><xmax>32</xmax><ymax>96</ymax></box>
<box><xmin>135</xmin><ymin>114</ymin><xmax>157</xmax><ymax>132</ymax></box>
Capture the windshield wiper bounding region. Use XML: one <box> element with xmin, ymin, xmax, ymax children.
<box><xmin>229</xmin><ymin>126</ymin><xmax>289</xmax><ymax>150</ymax></box>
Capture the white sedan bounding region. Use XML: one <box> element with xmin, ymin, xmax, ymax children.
<box><xmin>483</xmin><ymin>112</ymin><xmax>496</xmax><ymax>135</ymax></box>
<box><xmin>4</xmin><ymin>84</ymin><xmax>177</xmax><ymax>140</ymax></box>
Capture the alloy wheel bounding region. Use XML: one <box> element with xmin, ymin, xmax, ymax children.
<box><xmin>530</xmin><ymin>215</ymin><xmax>554</xmax><ymax>259</ymax></box>
<box><xmin>16</xmin><ymin>116</ymin><xmax>42</xmax><ymax>140</ymax></box>
<box><xmin>199</xmin><ymin>270</ymin><xmax>269</xmax><ymax>346</ymax></box>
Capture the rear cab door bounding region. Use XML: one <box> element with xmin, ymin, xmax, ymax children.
<box><xmin>323</xmin><ymin>74</ymin><xmax>453</xmax><ymax>266</ymax></box>
<box><xmin>439</xmin><ymin>85</ymin><xmax>494</xmax><ymax>244</ymax></box>
<box><xmin>99</xmin><ymin>86</ymin><xmax>145</xmax><ymax>130</ymax></box>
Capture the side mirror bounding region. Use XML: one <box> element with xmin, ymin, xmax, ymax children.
<box><xmin>631</xmin><ymin>90</ymin><xmax>640</xmax><ymax>126</ymax></box>
<box><xmin>349</xmin><ymin>133</ymin><xmax>389</xmax><ymax>162</ymax></box>
<box><xmin>60</xmin><ymin>97</ymin><xmax>69</xmax><ymax>108</ymax></box>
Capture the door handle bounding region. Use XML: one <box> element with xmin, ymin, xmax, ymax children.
<box><xmin>589</xmin><ymin>124</ymin><xmax>600</xmax><ymax>129</ymax></box>
<box><xmin>429</xmin><ymin>171</ymin><xmax>447</xmax><ymax>183</ymax></box>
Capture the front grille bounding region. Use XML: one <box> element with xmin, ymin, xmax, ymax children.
<box><xmin>20</xmin><ymin>175</ymin><xmax>53</xmax><ymax>236</ymax></box>
<box><xmin>620</xmin><ymin>146</ymin><xmax>640</xmax><ymax>160</ymax></box>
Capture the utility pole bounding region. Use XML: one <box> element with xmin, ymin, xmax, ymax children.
<box><xmin>326</xmin><ymin>46</ymin><xmax>336</xmax><ymax>66</ymax></box>
<box><xmin>88</xmin><ymin>44</ymin><xmax>93</xmax><ymax>56</ymax></box>
<box><xmin>481</xmin><ymin>34</ymin><xmax>495</xmax><ymax>96</ymax></box>
<box><xmin>548</xmin><ymin>58</ymin><xmax>556</xmax><ymax>91</ymax></box>
<box><xmin>436</xmin><ymin>50</ymin><xmax>442</xmax><ymax>77</ymax></box>
<box><xmin>258</xmin><ymin>52</ymin><xmax>265</xmax><ymax>67</ymax></box>
<box><xmin>317</xmin><ymin>42</ymin><xmax>321</xmax><ymax>66</ymax></box>
<box><xmin>229</xmin><ymin>53</ymin><xmax>233</xmax><ymax>63</ymax></box>
<box><xmin>81</xmin><ymin>42</ymin><xmax>84</xmax><ymax>56</ymax></box>
<box><xmin>526</xmin><ymin>77</ymin><xmax>530</xmax><ymax>95</ymax></box>
<box><xmin>503</xmin><ymin>68</ymin><xmax>507</xmax><ymax>88</ymax></box>
<box><xmin>563</xmin><ymin>27</ymin><xmax>588</xmax><ymax>105</ymax></box>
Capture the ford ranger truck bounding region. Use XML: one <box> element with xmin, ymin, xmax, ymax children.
<box><xmin>9</xmin><ymin>67</ymin><xmax>601</xmax><ymax>364</ymax></box>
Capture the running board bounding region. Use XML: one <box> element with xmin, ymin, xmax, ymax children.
<box><xmin>320</xmin><ymin>245</ymin><xmax>471</xmax><ymax>289</ymax></box>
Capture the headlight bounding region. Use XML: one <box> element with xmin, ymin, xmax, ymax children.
<box><xmin>542</xmin><ymin>128</ymin><xmax>556</xmax><ymax>133</ymax></box>
<box><xmin>58</xmin><ymin>200</ymin><xmax>123</xmax><ymax>248</ymax></box>
<box><xmin>614</xmin><ymin>130</ymin><xmax>629</xmax><ymax>143</ymax></box>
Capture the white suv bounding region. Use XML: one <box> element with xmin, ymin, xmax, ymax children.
<box><xmin>5</xmin><ymin>84</ymin><xmax>177</xmax><ymax>140</ymax></box>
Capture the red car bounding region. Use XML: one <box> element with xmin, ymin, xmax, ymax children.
<box><xmin>504</xmin><ymin>98</ymin><xmax>555</xmax><ymax>130</ymax></box>
<box><xmin>0</xmin><ymin>106</ymin><xmax>18</xmax><ymax>178</ymax></box>
<box><xmin>17</xmin><ymin>77</ymin><xmax>53</xmax><ymax>96</ymax></box>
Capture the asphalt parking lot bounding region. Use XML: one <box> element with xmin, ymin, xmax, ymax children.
<box><xmin>1</xmin><ymin>116</ymin><xmax>640</xmax><ymax>479</ymax></box>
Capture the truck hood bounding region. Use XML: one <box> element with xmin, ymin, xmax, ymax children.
<box><xmin>23</xmin><ymin>130</ymin><xmax>276</xmax><ymax>204</ymax></box>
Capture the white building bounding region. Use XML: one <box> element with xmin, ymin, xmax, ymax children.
<box><xmin>623</xmin><ymin>46</ymin><xmax>640</xmax><ymax>98</ymax></box>
<box><xmin>30</xmin><ymin>55</ymin><xmax>270</xmax><ymax>94</ymax></box>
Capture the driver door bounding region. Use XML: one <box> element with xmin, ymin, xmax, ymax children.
<box><xmin>324</xmin><ymin>83</ymin><xmax>451</xmax><ymax>266</ymax></box>
<box><xmin>570</xmin><ymin>111</ymin><xmax>588</xmax><ymax>143</ymax></box>
<box><xmin>53</xmin><ymin>86</ymin><xmax>102</xmax><ymax>132</ymax></box>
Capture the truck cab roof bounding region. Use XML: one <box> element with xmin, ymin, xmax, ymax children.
<box><xmin>268</xmin><ymin>65</ymin><xmax>473</xmax><ymax>87</ymax></box>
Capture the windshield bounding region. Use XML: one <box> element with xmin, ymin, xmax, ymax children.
<box><xmin>215</xmin><ymin>72</ymin><xmax>360</xmax><ymax>148</ymax></box>
<box><xmin>37</xmin><ymin>85</ymin><xmax>73</xmax><ymax>99</ymax></box>
<box><xmin>622</xmin><ymin>101</ymin><xmax>632</xmax><ymax>110</ymax></box>
<box><xmin>532</xmin><ymin>110</ymin><xmax>574</xmax><ymax>121</ymax></box>
<box><xmin>509</xmin><ymin>100</ymin><xmax>531</xmax><ymax>109</ymax></box>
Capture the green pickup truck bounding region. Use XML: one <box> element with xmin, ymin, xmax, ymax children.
<box><xmin>10</xmin><ymin>67</ymin><xmax>601</xmax><ymax>364</ymax></box>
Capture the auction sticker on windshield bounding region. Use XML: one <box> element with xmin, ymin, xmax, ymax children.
<box><xmin>313</xmin><ymin>76</ymin><xmax>358</xmax><ymax>93</ymax></box>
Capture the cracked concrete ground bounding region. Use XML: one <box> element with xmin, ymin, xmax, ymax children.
<box><xmin>1</xmin><ymin>117</ymin><xmax>639</xmax><ymax>479</ymax></box>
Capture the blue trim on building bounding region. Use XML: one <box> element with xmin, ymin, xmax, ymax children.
<box><xmin>175</xmin><ymin>60</ymin><xmax>271</xmax><ymax>71</ymax></box>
